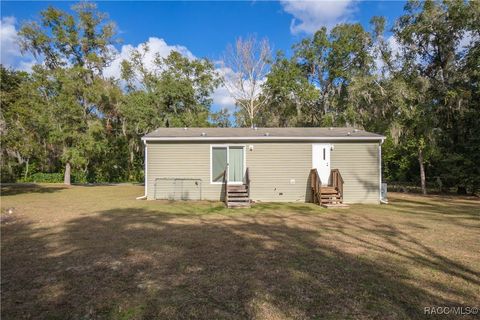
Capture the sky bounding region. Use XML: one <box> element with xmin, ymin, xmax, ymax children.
<box><xmin>1</xmin><ymin>0</ymin><xmax>407</xmax><ymax>112</ymax></box>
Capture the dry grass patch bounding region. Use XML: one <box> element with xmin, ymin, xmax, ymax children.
<box><xmin>1</xmin><ymin>184</ymin><xmax>479</xmax><ymax>319</ymax></box>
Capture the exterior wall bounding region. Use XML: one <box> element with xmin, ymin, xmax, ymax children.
<box><xmin>146</xmin><ymin>142</ymin><xmax>222</xmax><ymax>201</ymax></box>
<box><xmin>247</xmin><ymin>143</ymin><xmax>312</xmax><ymax>202</ymax></box>
<box><xmin>146</xmin><ymin>140</ymin><xmax>380</xmax><ymax>203</ymax></box>
<box><xmin>331</xmin><ymin>142</ymin><xmax>380</xmax><ymax>204</ymax></box>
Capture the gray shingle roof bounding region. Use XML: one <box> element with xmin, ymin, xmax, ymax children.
<box><xmin>143</xmin><ymin>127</ymin><xmax>385</xmax><ymax>141</ymax></box>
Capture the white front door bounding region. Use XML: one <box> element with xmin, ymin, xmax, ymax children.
<box><xmin>312</xmin><ymin>144</ymin><xmax>331</xmax><ymax>186</ymax></box>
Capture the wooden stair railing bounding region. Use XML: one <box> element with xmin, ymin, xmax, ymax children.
<box><xmin>223</xmin><ymin>167</ymin><xmax>228</xmax><ymax>206</ymax></box>
<box><xmin>310</xmin><ymin>168</ymin><xmax>345</xmax><ymax>206</ymax></box>
<box><xmin>310</xmin><ymin>168</ymin><xmax>322</xmax><ymax>205</ymax></box>
<box><xmin>245</xmin><ymin>167</ymin><xmax>250</xmax><ymax>199</ymax></box>
<box><xmin>330</xmin><ymin>169</ymin><xmax>344</xmax><ymax>203</ymax></box>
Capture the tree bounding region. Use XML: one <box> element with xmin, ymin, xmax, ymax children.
<box><xmin>222</xmin><ymin>35</ymin><xmax>271</xmax><ymax>127</ymax></box>
<box><xmin>393</xmin><ymin>0</ymin><xmax>479</xmax><ymax>194</ymax></box>
<box><xmin>209</xmin><ymin>108</ymin><xmax>232</xmax><ymax>127</ymax></box>
<box><xmin>259</xmin><ymin>51</ymin><xmax>319</xmax><ymax>126</ymax></box>
<box><xmin>18</xmin><ymin>3</ymin><xmax>119</xmax><ymax>184</ymax></box>
<box><xmin>292</xmin><ymin>24</ymin><xmax>374</xmax><ymax>126</ymax></box>
<box><xmin>120</xmin><ymin>47</ymin><xmax>221</xmax><ymax>176</ymax></box>
<box><xmin>0</xmin><ymin>66</ymin><xmax>42</xmax><ymax>181</ymax></box>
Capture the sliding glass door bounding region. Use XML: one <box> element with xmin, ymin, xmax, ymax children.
<box><xmin>228</xmin><ymin>147</ymin><xmax>244</xmax><ymax>183</ymax></box>
<box><xmin>211</xmin><ymin>146</ymin><xmax>245</xmax><ymax>184</ymax></box>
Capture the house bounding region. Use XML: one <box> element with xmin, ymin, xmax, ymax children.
<box><xmin>141</xmin><ymin>127</ymin><xmax>385</xmax><ymax>207</ymax></box>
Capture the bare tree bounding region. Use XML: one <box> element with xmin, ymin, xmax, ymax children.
<box><xmin>222</xmin><ymin>35</ymin><xmax>271</xmax><ymax>127</ymax></box>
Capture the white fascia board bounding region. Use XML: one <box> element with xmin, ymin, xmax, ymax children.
<box><xmin>142</xmin><ymin>136</ymin><xmax>385</xmax><ymax>142</ymax></box>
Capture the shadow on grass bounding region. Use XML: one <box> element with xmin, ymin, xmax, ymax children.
<box><xmin>0</xmin><ymin>183</ymin><xmax>68</xmax><ymax>196</ymax></box>
<box><xmin>2</xmin><ymin>206</ymin><xmax>479</xmax><ymax>319</ymax></box>
<box><xmin>388</xmin><ymin>197</ymin><xmax>480</xmax><ymax>221</ymax></box>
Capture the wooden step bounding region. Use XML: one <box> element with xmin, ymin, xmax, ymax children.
<box><xmin>320</xmin><ymin>187</ymin><xmax>338</xmax><ymax>194</ymax></box>
<box><xmin>321</xmin><ymin>203</ymin><xmax>349</xmax><ymax>208</ymax></box>
<box><xmin>320</xmin><ymin>193</ymin><xmax>340</xmax><ymax>197</ymax></box>
<box><xmin>228</xmin><ymin>198</ymin><xmax>250</xmax><ymax>202</ymax></box>
<box><xmin>321</xmin><ymin>199</ymin><xmax>341</xmax><ymax>203</ymax></box>
<box><xmin>228</xmin><ymin>194</ymin><xmax>249</xmax><ymax>198</ymax></box>
<box><xmin>227</xmin><ymin>202</ymin><xmax>251</xmax><ymax>208</ymax></box>
<box><xmin>321</xmin><ymin>198</ymin><xmax>341</xmax><ymax>201</ymax></box>
<box><xmin>226</xmin><ymin>184</ymin><xmax>250</xmax><ymax>208</ymax></box>
<box><xmin>227</xmin><ymin>187</ymin><xmax>248</xmax><ymax>192</ymax></box>
<box><xmin>228</xmin><ymin>193</ymin><xmax>249</xmax><ymax>197</ymax></box>
<box><xmin>227</xmin><ymin>184</ymin><xmax>247</xmax><ymax>188</ymax></box>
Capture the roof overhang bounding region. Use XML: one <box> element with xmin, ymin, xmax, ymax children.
<box><xmin>142</xmin><ymin>136</ymin><xmax>385</xmax><ymax>142</ymax></box>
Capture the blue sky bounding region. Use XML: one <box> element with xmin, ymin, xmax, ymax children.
<box><xmin>1</xmin><ymin>0</ymin><xmax>407</xmax><ymax>111</ymax></box>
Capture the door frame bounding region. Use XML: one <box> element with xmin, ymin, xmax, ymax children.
<box><xmin>210</xmin><ymin>144</ymin><xmax>246</xmax><ymax>185</ymax></box>
<box><xmin>312</xmin><ymin>143</ymin><xmax>331</xmax><ymax>186</ymax></box>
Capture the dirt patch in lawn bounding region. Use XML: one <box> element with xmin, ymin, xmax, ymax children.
<box><xmin>1</xmin><ymin>184</ymin><xmax>479</xmax><ymax>319</ymax></box>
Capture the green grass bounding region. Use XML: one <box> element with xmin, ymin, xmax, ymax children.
<box><xmin>1</xmin><ymin>184</ymin><xmax>479</xmax><ymax>319</ymax></box>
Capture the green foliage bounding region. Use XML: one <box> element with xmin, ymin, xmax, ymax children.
<box><xmin>19</xmin><ymin>172</ymin><xmax>89</xmax><ymax>183</ymax></box>
<box><xmin>257</xmin><ymin>0</ymin><xmax>479</xmax><ymax>194</ymax></box>
<box><xmin>2</xmin><ymin>1</ymin><xmax>479</xmax><ymax>194</ymax></box>
<box><xmin>209</xmin><ymin>108</ymin><xmax>232</xmax><ymax>127</ymax></box>
<box><xmin>0</xmin><ymin>3</ymin><xmax>219</xmax><ymax>185</ymax></box>
<box><xmin>120</xmin><ymin>49</ymin><xmax>220</xmax><ymax>128</ymax></box>
<box><xmin>258</xmin><ymin>51</ymin><xmax>319</xmax><ymax>126</ymax></box>
<box><xmin>19</xmin><ymin>173</ymin><xmax>64</xmax><ymax>183</ymax></box>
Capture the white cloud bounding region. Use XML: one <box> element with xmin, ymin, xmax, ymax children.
<box><xmin>0</xmin><ymin>16</ymin><xmax>19</xmax><ymax>66</ymax></box>
<box><xmin>1</xmin><ymin>17</ymin><xmax>236</xmax><ymax>114</ymax></box>
<box><xmin>0</xmin><ymin>16</ymin><xmax>37</xmax><ymax>71</ymax></box>
<box><xmin>104</xmin><ymin>37</ymin><xmax>195</xmax><ymax>80</ymax></box>
<box><xmin>212</xmin><ymin>67</ymin><xmax>236</xmax><ymax>113</ymax></box>
<box><xmin>209</xmin><ymin>65</ymin><xmax>237</xmax><ymax>112</ymax></box>
<box><xmin>104</xmin><ymin>37</ymin><xmax>237</xmax><ymax>113</ymax></box>
<box><xmin>280</xmin><ymin>0</ymin><xmax>356</xmax><ymax>34</ymax></box>
<box><xmin>211</xmin><ymin>86</ymin><xmax>236</xmax><ymax>112</ymax></box>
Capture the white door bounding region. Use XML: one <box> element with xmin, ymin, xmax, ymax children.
<box><xmin>312</xmin><ymin>144</ymin><xmax>331</xmax><ymax>186</ymax></box>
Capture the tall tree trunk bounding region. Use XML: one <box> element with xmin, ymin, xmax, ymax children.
<box><xmin>418</xmin><ymin>149</ymin><xmax>427</xmax><ymax>195</ymax></box>
<box><xmin>64</xmin><ymin>162</ymin><xmax>71</xmax><ymax>185</ymax></box>
<box><xmin>24</xmin><ymin>158</ymin><xmax>29</xmax><ymax>180</ymax></box>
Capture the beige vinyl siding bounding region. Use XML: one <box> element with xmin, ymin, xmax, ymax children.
<box><xmin>247</xmin><ymin>143</ymin><xmax>312</xmax><ymax>202</ymax></box>
<box><xmin>146</xmin><ymin>142</ymin><xmax>222</xmax><ymax>200</ymax></box>
<box><xmin>330</xmin><ymin>142</ymin><xmax>380</xmax><ymax>204</ymax></box>
<box><xmin>146</xmin><ymin>140</ymin><xmax>380</xmax><ymax>203</ymax></box>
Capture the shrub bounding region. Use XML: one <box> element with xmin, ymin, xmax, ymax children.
<box><xmin>20</xmin><ymin>172</ymin><xmax>64</xmax><ymax>183</ymax></box>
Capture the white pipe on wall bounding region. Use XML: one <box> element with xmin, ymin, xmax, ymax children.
<box><xmin>378</xmin><ymin>139</ymin><xmax>384</xmax><ymax>203</ymax></box>
<box><xmin>136</xmin><ymin>140</ymin><xmax>148</xmax><ymax>200</ymax></box>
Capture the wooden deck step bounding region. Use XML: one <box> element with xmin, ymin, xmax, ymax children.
<box><xmin>226</xmin><ymin>183</ymin><xmax>251</xmax><ymax>208</ymax></box>
<box><xmin>317</xmin><ymin>186</ymin><xmax>343</xmax><ymax>205</ymax></box>
<box><xmin>227</xmin><ymin>185</ymin><xmax>247</xmax><ymax>190</ymax></box>
<box><xmin>321</xmin><ymin>203</ymin><xmax>349</xmax><ymax>208</ymax></box>
<box><xmin>227</xmin><ymin>202</ymin><xmax>251</xmax><ymax>208</ymax></box>
<box><xmin>320</xmin><ymin>195</ymin><xmax>341</xmax><ymax>198</ymax></box>
<box><xmin>228</xmin><ymin>194</ymin><xmax>249</xmax><ymax>198</ymax></box>
<box><xmin>310</xmin><ymin>168</ymin><xmax>344</xmax><ymax>207</ymax></box>
<box><xmin>320</xmin><ymin>187</ymin><xmax>338</xmax><ymax>194</ymax></box>
<box><xmin>228</xmin><ymin>199</ymin><xmax>250</xmax><ymax>203</ymax></box>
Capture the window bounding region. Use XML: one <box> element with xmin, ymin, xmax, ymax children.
<box><xmin>211</xmin><ymin>145</ymin><xmax>245</xmax><ymax>183</ymax></box>
<box><xmin>323</xmin><ymin>148</ymin><xmax>326</xmax><ymax>160</ymax></box>
<box><xmin>211</xmin><ymin>147</ymin><xmax>227</xmax><ymax>182</ymax></box>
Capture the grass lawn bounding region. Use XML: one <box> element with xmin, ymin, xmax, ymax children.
<box><xmin>1</xmin><ymin>184</ymin><xmax>479</xmax><ymax>319</ymax></box>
